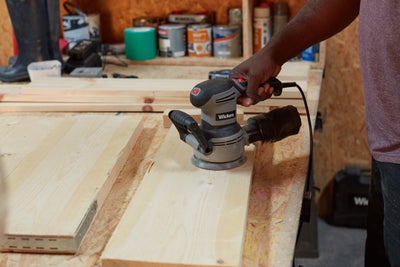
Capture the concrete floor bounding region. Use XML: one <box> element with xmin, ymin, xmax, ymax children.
<box><xmin>295</xmin><ymin>217</ymin><xmax>366</xmax><ymax>267</ymax></box>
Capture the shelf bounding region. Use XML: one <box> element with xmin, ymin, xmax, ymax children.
<box><xmin>109</xmin><ymin>56</ymin><xmax>245</xmax><ymax>68</ymax></box>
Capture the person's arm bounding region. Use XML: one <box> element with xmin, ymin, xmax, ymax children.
<box><xmin>231</xmin><ymin>0</ymin><xmax>361</xmax><ymax>106</ymax></box>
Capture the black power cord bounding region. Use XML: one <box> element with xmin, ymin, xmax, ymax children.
<box><xmin>283</xmin><ymin>81</ymin><xmax>314</xmax><ymax>194</ymax></box>
<box><xmin>283</xmin><ymin>82</ymin><xmax>315</xmax><ymax>267</ymax></box>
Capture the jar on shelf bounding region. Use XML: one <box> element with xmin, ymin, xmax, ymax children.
<box><xmin>253</xmin><ymin>4</ymin><xmax>272</xmax><ymax>52</ymax></box>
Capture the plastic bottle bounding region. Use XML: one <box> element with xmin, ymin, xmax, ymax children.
<box><xmin>302</xmin><ymin>43</ymin><xmax>320</xmax><ymax>62</ymax></box>
<box><xmin>253</xmin><ymin>4</ymin><xmax>272</xmax><ymax>52</ymax></box>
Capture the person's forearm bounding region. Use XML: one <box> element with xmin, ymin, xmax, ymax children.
<box><xmin>263</xmin><ymin>0</ymin><xmax>360</xmax><ymax>65</ymax></box>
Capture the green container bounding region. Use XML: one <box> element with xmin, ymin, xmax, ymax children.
<box><xmin>124</xmin><ymin>27</ymin><xmax>157</xmax><ymax>60</ymax></box>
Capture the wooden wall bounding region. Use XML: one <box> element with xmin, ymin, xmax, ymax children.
<box><xmin>0</xmin><ymin>1</ymin><xmax>13</xmax><ymax>64</ymax></box>
<box><xmin>314</xmin><ymin>18</ymin><xmax>370</xmax><ymax>216</ymax></box>
<box><xmin>0</xmin><ymin>0</ymin><xmax>370</xmax><ymax>215</ymax></box>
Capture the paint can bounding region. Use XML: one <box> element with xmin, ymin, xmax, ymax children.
<box><xmin>187</xmin><ymin>24</ymin><xmax>212</xmax><ymax>57</ymax></box>
<box><xmin>212</xmin><ymin>25</ymin><xmax>242</xmax><ymax>58</ymax></box>
<box><xmin>158</xmin><ymin>24</ymin><xmax>186</xmax><ymax>57</ymax></box>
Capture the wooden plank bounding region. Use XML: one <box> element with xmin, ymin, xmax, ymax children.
<box><xmin>0</xmin><ymin>78</ymin><xmax>306</xmax><ymax>115</ymax></box>
<box><xmin>242</xmin><ymin>0</ymin><xmax>254</xmax><ymax>59</ymax></box>
<box><xmin>0</xmin><ymin>113</ymin><xmax>143</xmax><ymax>254</ymax></box>
<box><xmin>0</xmin><ymin>81</ymin><xmax>307</xmax><ymax>114</ymax></box>
<box><xmin>0</xmin><ymin>77</ymin><xmax>305</xmax><ymax>101</ymax></box>
<box><xmin>21</xmin><ymin>78</ymin><xmax>202</xmax><ymax>96</ymax></box>
<box><xmin>0</xmin><ymin>99</ymin><xmax>306</xmax><ymax>113</ymax></box>
<box><xmin>16</xmin><ymin>77</ymin><xmax>304</xmax><ymax>98</ymax></box>
<box><xmin>101</xmin><ymin>127</ymin><xmax>255</xmax><ymax>267</ymax></box>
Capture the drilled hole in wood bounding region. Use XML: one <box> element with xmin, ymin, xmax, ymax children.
<box><xmin>143</xmin><ymin>97</ymin><xmax>154</xmax><ymax>104</ymax></box>
<box><xmin>142</xmin><ymin>105</ymin><xmax>154</xmax><ymax>112</ymax></box>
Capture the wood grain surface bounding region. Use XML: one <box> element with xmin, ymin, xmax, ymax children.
<box><xmin>0</xmin><ymin>76</ymin><xmax>307</xmax><ymax>113</ymax></box>
<box><xmin>101</xmin><ymin>128</ymin><xmax>255</xmax><ymax>267</ymax></box>
<box><xmin>0</xmin><ymin>57</ymin><xmax>323</xmax><ymax>266</ymax></box>
<box><xmin>0</xmin><ymin>113</ymin><xmax>143</xmax><ymax>253</ymax></box>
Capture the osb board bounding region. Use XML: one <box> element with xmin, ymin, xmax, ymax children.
<box><xmin>0</xmin><ymin>1</ymin><xmax>13</xmax><ymax>66</ymax></box>
<box><xmin>242</xmin><ymin>115</ymin><xmax>310</xmax><ymax>267</ymax></box>
<box><xmin>101</xmin><ymin>128</ymin><xmax>255</xmax><ymax>267</ymax></box>
<box><xmin>64</xmin><ymin>0</ymin><xmax>237</xmax><ymax>43</ymax></box>
<box><xmin>0</xmin><ymin>0</ymin><xmax>307</xmax><ymax>64</ymax></box>
<box><xmin>313</xmin><ymin>18</ymin><xmax>371</xmax><ymax>216</ymax></box>
<box><xmin>69</xmin><ymin>0</ymin><xmax>305</xmax><ymax>44</ymax></box>
<box><xmin>0</xmin><ymin>113</ymin><xmax>143</xmax><ymax>253</ymax></box>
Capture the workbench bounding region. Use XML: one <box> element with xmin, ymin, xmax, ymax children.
<box><xmin>0</xmin><ymin>57</ymin><xmax>323</xmax><ymax>266</ymax></box>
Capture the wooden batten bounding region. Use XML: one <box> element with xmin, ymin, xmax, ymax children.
<box><xmin>0</xmin><ymin>77</ymin><xmax>307</xmax><ymax>114</ymax></box>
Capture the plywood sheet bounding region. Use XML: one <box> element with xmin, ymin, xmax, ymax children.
<box><xmin>0</xmin><ymin>113</ymin><xmax>143</xmax><ymax>253</ymax></box>
<box><xmin>101</xmin><ymin>127</ymin><xmax>255</xmax><ymax>267</ymax></box>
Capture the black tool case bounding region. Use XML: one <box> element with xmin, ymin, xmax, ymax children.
<box><xmin>329</xmin><ymin>165</ymin><xmax>371</xmax><ymax>228</ymax></box>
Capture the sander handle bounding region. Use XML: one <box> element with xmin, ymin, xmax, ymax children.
<box><xmin>168</xmin><ymin>110</ymin><xmax>211</xmax><ymax>154</ymax></box>
<box><xmin>232</xmin><ymin>77</ymin><xmax>282</xmax><ymax>96</ymax></box>
<box><xmin>232</xmin><ymin>76</ymin><xmax>298</xmax><ymax>96</ymax></box>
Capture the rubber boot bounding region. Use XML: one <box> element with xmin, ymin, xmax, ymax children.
<box><xmin>0</xmin><ymin>0</ymin><xmax>51</xmax><ymax>82</ymax></box>
<box><xmin>45</xmin><ymin>0</ymin><xmax>63</xmax><ymax>64</ymax></box>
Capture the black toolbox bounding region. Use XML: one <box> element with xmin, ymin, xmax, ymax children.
<box><xmin>329</xmin><ymin>165</ymin><xmax>371</xmax><ymax>228</ymax></box>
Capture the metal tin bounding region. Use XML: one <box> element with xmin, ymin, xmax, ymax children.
<box><xmin>133</xmin><ymin>17</ymin><xmax>165</xmax><ymax>28</ymax></box>
<box><xmin>212</xmin><ymin>25</ymin><xmax>242</xmax><ymax>58</ymax></box>
<box><xmin>187</xmin><ymin>24</ymin><xmax>212</xmax><ymax>57</ymax></box>
<box><xmin>168</xmin><ymin>11</ymin><xmax>215</xmax><ymax>24</ymax></box>
<box><xmin>228</xmin><ymin>8</ymin><xmax>242</xmax><ymax>25</ymax></box>
<box><xmin>158</xmin><ymin>24</ymin><xmax>186</xmax><ymax>57</ymax></box>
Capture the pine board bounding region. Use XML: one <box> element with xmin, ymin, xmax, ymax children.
<box><xmin>101</xmin><ymin>127</ymin><xmax>255</xmax><ymax>267</ymax></box>
<box><xmin>0</xmin><ymin>78</ymin><xmax>306</xmax><ymax>113</ymax></box>
<box><xmin>22</xmin><ymin>77</ymin><xmax>306</xmax><ymax>99</ymax></box>
<box><xmin>0</xmin><ymin>113</ymin><xmax>143</xmax><ymax>253</ymax></box>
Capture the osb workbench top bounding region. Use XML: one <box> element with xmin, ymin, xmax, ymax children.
<box><xmin>0</xmin><ymin>60</ymin><xmax>323</xmax><ymax>267</ymax></box>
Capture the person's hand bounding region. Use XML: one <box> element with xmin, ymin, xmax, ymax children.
<box><xmin>230</xmin><ymin>50</ymin><xmax>282</xmax><ymax>106</ymax></box>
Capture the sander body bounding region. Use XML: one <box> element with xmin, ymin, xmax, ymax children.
<box><xmin>168</xmin><ymin>77</ymin><xmax>302</xmax><ymax>170</ymax></box>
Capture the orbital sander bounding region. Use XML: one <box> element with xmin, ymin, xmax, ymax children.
<box><xmin>168</xmin><ymin>77</ymin><xmax>302</xmax><ymax>170</ymax></box>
